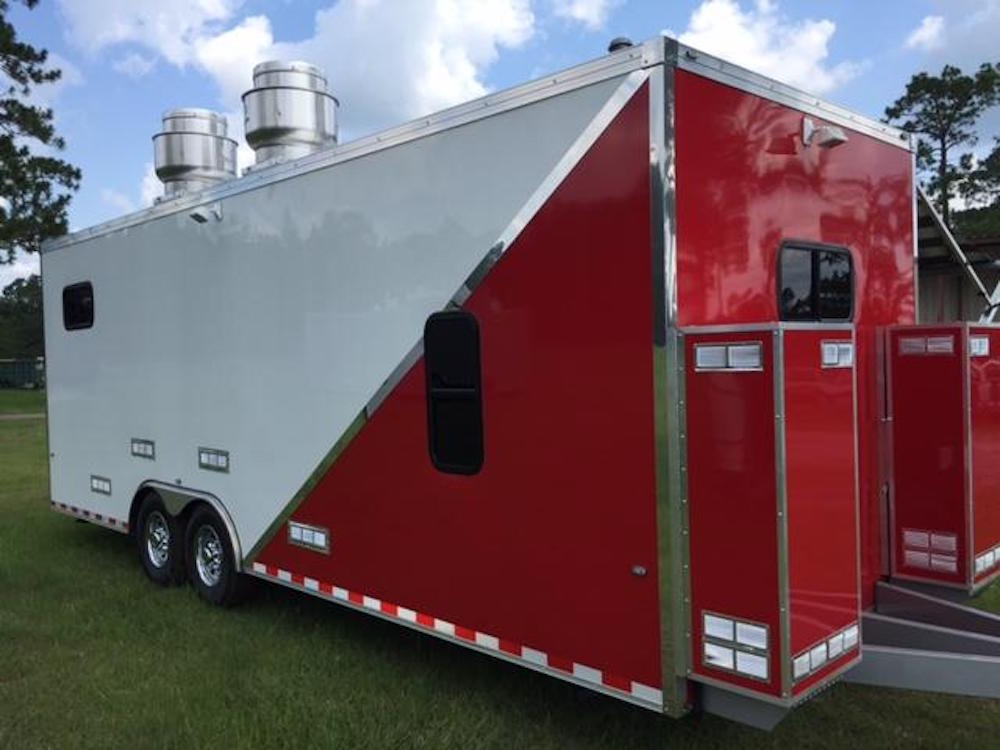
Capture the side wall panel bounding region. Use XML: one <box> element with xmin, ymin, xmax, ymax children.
<box><xmin>674</xmin><ymin>71</ymin><xmax>915</xmax><ymax>607</ymax></box>
<box><xmin>783</xmin><ymin>329</ymin><xmax>860</xmax><ymax>696</ymax></box>
<box><xmin>685</xmin><ymin>331</ymin><xmax>782</xmax><ymax>698</ymax></box>
<box><xmin>41</xmin><ymin>76</ymin><xmax>627</xmax><ymax>552</ymax></box>
<box><xmin>970</xmin><ymin>326</ymin><xmax>1000</xmax><ymax>571</ymax></box>
<box><xmin>255</xmin><ymin>88</ymin><xmax>663</xmax><ymax>692</ymax></box>
<box><xmin>889</xmin><ymin>326</ymin><xmax>967</xmax><ymax>585</ymax></box>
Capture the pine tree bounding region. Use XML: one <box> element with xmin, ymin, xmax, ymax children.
<box><xmin>885</xmin><ymin>63</ymin><xmax>1000</xmax><ymax>227</ymax></box>
<box><xmin>0</xmin><ymin>0</ymin><xmax>81</xmax><ymax>265</ymax></box>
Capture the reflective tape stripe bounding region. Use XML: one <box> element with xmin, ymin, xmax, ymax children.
<box><xmin>51</xmin><ymin>501</ymin><xmax>129</xmax><ymax>532</ymax></box>
<box><xmin>250</xmin><ymin>562</ymin><xmax>663</xmax><ymax>709</ymax></box>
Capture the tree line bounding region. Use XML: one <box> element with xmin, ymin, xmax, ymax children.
<box><xmin>1</xmin><ymin>0</ymin><xmax>1000</xmax><ymax>359</ymax></box>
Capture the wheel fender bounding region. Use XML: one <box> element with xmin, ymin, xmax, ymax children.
<box><xmin>138</xmin><ymin>481</ymin><xmax>244</xmax><ymax>572</ymax></box>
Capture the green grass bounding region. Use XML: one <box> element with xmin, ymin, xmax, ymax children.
<box><xmin>2</xmin><ymin>420</ymin><xmax>1000</xmax><ymax>748</ymax></box>
<box><xmin>0</xmin><ymin>388</ymin><xmax>45</xmax><ymax>414</ymax></box>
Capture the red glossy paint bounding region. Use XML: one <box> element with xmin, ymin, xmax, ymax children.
<box><xmin>971</xmin><ymin>326</ymin><xmax>1000</xmax><ymax>572</ymax></box>
<box><xmin>684</xmin><ymin>330</ymin><xmax>782</xmax><ymax>697</ymax></box>
<box><xmin>783</xmin><ymin>330</ymin><xmax>860</xmax><ymax>696</ymax></box>
<box><xmin>685</xmin><ymin>328</ymin><xmax>859</xmax><ymax>699</ymax></box>
<box><xmin>889</xmin><ymin>326</ymin><xmax>967</xmax><ymax>586</ymax></box>
<box><xmin>675</xmin><ymin>71</ymin><xmax>915</xmax><ymax>608</ymax></box>
<box><xmin>257</xmin><ymin>87</ymin><xmax>663</xmax><ymax>688</ymax></box>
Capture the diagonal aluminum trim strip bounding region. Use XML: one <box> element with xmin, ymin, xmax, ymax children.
<box><xmin>241</xmin><ymin>71</ymin><xmax>651</xmax><ymax>566</ymax></box>
<box><xmin>675</xmin><ymin>43</ymin><xmax>910</xmax><ymax>150</ymax></box>
<box><xmin>445</xmin><ymin>69</ymin><xmax>652</xmax><ymax>309</ymax></box>
<box><xmin>44</xmin><ymin>42</ymin><xmax>663</xmax><ymax>254</ymax></box>
<box><xmin>365</xmin><ymin>340</ymin><xmax>425</xmax><ymax>418</ymax></box>
<box><xmin>373</xmin><ymin>69</ymin><xmax>650</xmax><ymax>418</ymax></box>
<box><xmin>242</xmin><ymin>410</ymin><xmax>366</xmax><ymax>564</ymax></box>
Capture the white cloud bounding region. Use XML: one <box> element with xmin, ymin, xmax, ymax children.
<box><xmin>551</xmin><ymin>0</ymin><xmax>622</xmax><ymax>30</ymax></box>
<box><xmin>100</xmin><ymin>188</ymin><xmax>136</xmax><ymax>215</ymax></box>
<box><xmin>0</xmin><ymin>250</ymin><xmax>40</xmax><ymax>289</ymax></box>
<box><xmin>675</xmin><ymin>0</ymin><xmax>863</xmax><ymax>94</ymax></box>
<box><xmin>112</xmin><ymin>52</ymin><xmax>156</xmax><ymax>78</ymax></box>
<box><xmin>56</xmin><ymin>0</ymin><xmax>240</xmax><ymax>65</ymax></box>
<box><xmin>905</xmin><ymin>15</ymin><xmax>945</xmax><ymax>51</ymax></box>
<box><xmin>193</xmin><ymin>15</ymin><xmax>273</xmax><ymax>103</ymax></box>
<box><xmin>140</xmin><ymin>162</ymin><xmax>162</xmax><ymax>207</ymax></box>
<box><xmin>58</xmin><ymin>0</ymin><xmax>535</xmax><ymax>142</ymax></box>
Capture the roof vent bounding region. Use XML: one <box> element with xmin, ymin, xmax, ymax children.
<box><xmin>242</xmin><ymin>61</ymin><xmax>338</xmax><ymax>165</ymax></box>
<box><xmin>607</xmin><ymin>37</ymin><xmax>634</xmax><ymax>53</ymax></box>
<box><xmin>153</xmin><ymin>109</ymin><xmax>237</xmax><ymax>198</ymax></box>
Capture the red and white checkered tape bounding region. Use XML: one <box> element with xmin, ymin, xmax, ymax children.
<box><xmin>250</xmin><ymin>562</ymin><xmax>663</xmax><ymax>709</ymax></box>
<box><xmin>51</xmin><ymin>501</ymin><xmax>129</xmax><ymax>533</ymax></box>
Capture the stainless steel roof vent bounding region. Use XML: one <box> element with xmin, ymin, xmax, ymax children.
<box><xmin>153</xmin><ymin>109</ymin><xmax>238</xmax><ymax>198</ymax></box>
<box><xmin>242</xmin><ymin>61</ymin><xmax>338</xmax><ymax>164</ymax></box>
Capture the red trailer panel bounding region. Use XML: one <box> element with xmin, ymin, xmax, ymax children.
<box><xmin>971</xmin><ymin>326</ymin><xmax>1000</xmax><ymax>581</ymax></box>
<box><xmin>674</xmin><ymin>70</ymin><xmax>915</xmax><ymax>609</ymax></box>
<box><xmin>254</xmin><ymin>86</ymin><xmax>665</xmax><ymax>705</ymax></box>
<box><xmin>783</xmin><ymin>329</ymin><xmax>861</xmax><ymax>698</ymax></box>
<box><xmin>684</xmin><ymin>325</ymin><xmax>859</xmax><ymax>704</ymax></box>
<box><xmin>890</xmin><ymin>324</ymin><xmax>1000</xmax><ymax>592</ymax></box>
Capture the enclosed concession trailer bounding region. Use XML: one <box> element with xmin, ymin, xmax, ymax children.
<box><xmin>43</xmin><ymin>37</ymin><xmax>947</xmax><ymax>728</ymax></box>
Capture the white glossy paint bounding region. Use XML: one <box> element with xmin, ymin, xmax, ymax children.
<box><xmin>42</xmin><ymin>75</ymin><xmax>626</xmax><ymax>556</ymax></box>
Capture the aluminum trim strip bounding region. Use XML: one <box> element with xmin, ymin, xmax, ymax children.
<box><xmin>965</xmin><ymin>330</ymin><xmax>975</xmax><ymax>587</ymax></box>
<box><xmin>365</xmin><ymin>340</ymin><xmax>425</xmax><ymax>418</ymax></box>
<box><xmin>44</xmin><ymin>43</ymin><xmax>663</xmax><ymax>254</ymax></box>
<box><xmin>649</xmin><ymin>48</ymin><xmax>688</xmax><ymax>717</ymax></box>
<box><xmin>774</xmin><ymin>329</ymin><xmax>792</xmax><ymax>697</ymax></box>
<box><xmin>242</xmin><ymin>410</ymin><xmax>366</xmax><ymax>564</ymax></box>
<box><xmin>679</xmin><ymin>322</ymin><xmax>854</xmax><ymax>334</ymax></box>
<box><xmin>444</xmin><ymin>68</ymin><xmax>652</xmax><ymax>309</ymax></box>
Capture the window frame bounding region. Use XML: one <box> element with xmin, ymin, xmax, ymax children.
<box><xmin>423</xmin><ymin>309</ymin><xmax>484</xmax><ymax>476</ymax></box>
<box><xmin>62</xmin><ymin>281</ymin><xmax>95</xmax><ymax>331</ymax></box>
<box><xmin>776</xmin><ymin>240</ymin><xmax>854</xmax><ymax>323</ymax></box>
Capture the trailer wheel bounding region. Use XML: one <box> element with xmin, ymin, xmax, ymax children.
<box><xmin>185</xmin><ymin>505</ymin><xmax>243</xmax><ymax>606</ymax></box>
<box><xmin>136</xmin><ymin>493</ymin><xmax>186</xmax><ymax>585</ymax></box>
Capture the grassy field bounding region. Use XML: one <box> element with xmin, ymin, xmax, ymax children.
<box><xmin>2</xmin><ymin>415</ymin><xmax>1000</xmax><ymax>748</ymax></box>
<box><xmin>0</xmin><ymin>388</ymin><xmax>45</xmax><ymax>414</ymax></box>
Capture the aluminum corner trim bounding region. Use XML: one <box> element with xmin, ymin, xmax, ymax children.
<box><xmin>773</xmin><ymin>329</ymin><xmax>793</xmax><ymax>697</ymax></box>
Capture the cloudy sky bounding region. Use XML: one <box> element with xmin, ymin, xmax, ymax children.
<box><xmin>3</xmin><ymin>0</ymin><xmax>1000</xmax><ymax>287</ymax></box>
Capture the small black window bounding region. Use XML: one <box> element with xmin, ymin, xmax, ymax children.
<box><xmin>778</xmin><ymin>243</ymin><xmax>853</xmax><ymax>321</ymax></box>
<box><xmin>63</xmin><ymin>282</ymin><xmax>94</xmax><ymax>330</ymax></box>
<box><xmin>424</xmin><ymin>311</ymin><xmax>484</xmax><ymax>475</ymax></box>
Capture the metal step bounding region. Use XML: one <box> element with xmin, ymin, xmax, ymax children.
<box><xmin>845</xmin><ymin>645</ymin><xmax>1000</xmax><ymax>698</ymax></box>
<box><xmin>875</xmin><ymin>581</ymin><xmax>1000</xmax><ymax>636</ymax></box>
<box><xmin>843</xmin><ymin>581</ymin><xmax>1000</xmax><ymax>699</ymax></box>
<box><xmin>862</xmin><ymin>611</ymin><xmax>1000</xmax><ymax>657</ymax></box>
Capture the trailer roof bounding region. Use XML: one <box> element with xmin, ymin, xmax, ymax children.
<box><xmin>44</xmin><ymin>36</ymin><xmax>911</xmax><ymax>254</ymax></box>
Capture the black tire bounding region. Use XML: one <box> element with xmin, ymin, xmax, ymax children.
<box><xmin>184</xmin><ymin>505</ymin><xmax>245</xmax><ymax>606</ymax></box>
<box><xmin>136</xmin><ymin>492</ymin><xmax>186</xmax><ymax>585</ymax></box>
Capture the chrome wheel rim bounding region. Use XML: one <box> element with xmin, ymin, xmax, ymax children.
<box><xmin>195</xmin><ymin>525</ymin><xmax>224</xmax><ymax>588</ymax></box>
<box><xmin>146</xmin><ymin>511</ymin><xmax>170</xmax><ymax>569</ymax></box>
